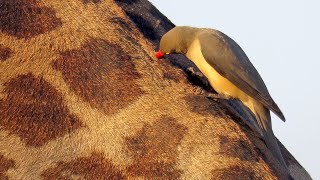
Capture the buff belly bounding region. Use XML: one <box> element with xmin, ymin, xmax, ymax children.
<box><xmin>186</xmin><ymin>39</ymin><xmax>255</xmax><ymax>113</ymax></box>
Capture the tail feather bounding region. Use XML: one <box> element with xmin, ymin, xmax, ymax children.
<box><xmin>252</xmin><ymin>100</ymin><xmax>288</xmax><ymax>169</ymax></box>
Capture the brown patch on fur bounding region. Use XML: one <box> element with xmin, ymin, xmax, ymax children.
<box><xmin>111</xmin><ymin>17</ymin><xmax>133</xmax><ymax>32</ymax></box>
<box><xmin>125</xmin><ymin>116</ymin><xmax>187</xmax><ymax>179</ymax></box>
<box><xmin>211</xmin><ymin>165</ymin><xmax>258</xmax><ymax>180</ymax></box>
<box><xmin>162</xmin><ymin>71</ymin><xmax>181</xmax><ymax>83</ymax></box>
<box><xmin>82</xmin><ymin>0</ymin><xmax>102</xmax><ymax>4</ymax></box>
<box><xmin>52</xmin><ymin>38</ymin><xmax>144</xmax><ymax>115</ymax></box>
<box><xmin>0</xmin><ymin>154</ymin><xmax>15</xmax><ymax>180</ymax></box>
<box><xmin>0</xmin><ymin>45</ymin><xmax>12</xmax><ymax>61</ymax></box>
<box><xmin>184</xmin><ymin>95</ymin><xmax>223</xmax><ymax>117</ymax></box>
<box><xmin>219</xmin><ymin>136</ymin><xmax>257</xmax><ymax>162</ymax></box>
<box><xmin>160</xmin><ymin>60</ymin><xmax>186</xmax><ymax>83</ymax></box>
<box><xmin>114</xmin><ymin>0</ymin><xmax>139</xmax><ymax>5</ymax></box>
<box><xmin>0</xmin><ymin>0</ymin><xmax>62</xmax><ymax>39</ymax></box>
<box><xmin>0</xmin><ymin>73</ymin><xmax>83</xmax><ymax>147</ymax></box>
<box><xmin>41</xmin><ymin>152</ymin><xmax>125</xmax><ymax>179</ymax></box>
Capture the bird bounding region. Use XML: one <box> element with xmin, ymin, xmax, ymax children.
<box><xmin>155</xmin><ymin>26</ymin><xmax>288</xmax><ymax>170</ymax></box>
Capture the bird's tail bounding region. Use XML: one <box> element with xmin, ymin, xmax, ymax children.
<box><xmin>251</xmin><ymin>99</ymin><xmax>288</xmax><ymax>169</ymax></box>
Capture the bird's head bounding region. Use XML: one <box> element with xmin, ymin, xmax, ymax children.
<box><xmin>156</xmin><ymin>26</ymin><xmax>198</xmax><ymax>59</ymax></box>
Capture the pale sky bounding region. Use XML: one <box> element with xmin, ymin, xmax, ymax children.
<box><xmin>149</xmin><ymin>0</ymin><xmax>319</xmax><ymax>179</ymax></box>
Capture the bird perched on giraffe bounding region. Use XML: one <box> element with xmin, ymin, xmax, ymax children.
<box><xmin>155</xmin><ymin>26</ymin><xmax>287</xmax><ymax>170</ymax></box>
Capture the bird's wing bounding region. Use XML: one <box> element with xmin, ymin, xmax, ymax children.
<box><xmin>198</xmin><ymin>30</ymin><xmax>285</xmax><ymax>121</ymax></box>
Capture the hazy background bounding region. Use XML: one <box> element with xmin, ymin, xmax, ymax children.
<box><xmin>149</xmin><ymin>0</ymin><xmax>319</xmax><ymax>178</ymax></box>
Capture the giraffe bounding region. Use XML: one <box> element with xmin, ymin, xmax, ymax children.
<box><xmin>0</xmin><ymin>0</ymin><xmax>311</xmax><ymax>179</ymax></box>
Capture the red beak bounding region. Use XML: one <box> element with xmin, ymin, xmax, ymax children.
<box><xmin>155</xmin><ymin>50</ymin><xmax>164</xmax><ymax>59</ymax></box>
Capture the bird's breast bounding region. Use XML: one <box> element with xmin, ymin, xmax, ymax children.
<box><xmin>186</xmin><ymin>39</ymin><xmax>249</xmax><ymax>102</ymax></box>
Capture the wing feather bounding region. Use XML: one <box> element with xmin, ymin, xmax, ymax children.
<box><xmin>197</xmin><ymin>30</ymin><xmax>285</xmax><ymax>121</ymax></box>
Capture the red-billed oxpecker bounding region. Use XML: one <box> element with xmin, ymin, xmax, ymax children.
<box><xmin>155</xmin><ymin>26</ymin><xmax>288</xmax><ymax>170</ymax></box>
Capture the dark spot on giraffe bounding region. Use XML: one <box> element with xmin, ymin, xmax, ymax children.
<box><xmin>111</xmin><ymin>17</ymin><xmax>133</xmax><ymax>32</ymax></box>
<box><xmin>41</xmin><ymin>152</ymin><xmax>125</xmax><ymax>179</ymax></box>
<box><xmin>0</xmin><ymin>45</ymin><xmax>12</xmax><ymax>61</ymax></box>
<box><xmin>184</xmin><ymin>95</ymin><xmax>224</xmax><ymax>117</ymax></box>
<box><xmin>219</xmin><ymin>135</ymin><xmax>257</xmax><ymax>162</ymax></box>
<box><xmin>125</xmin><ymin>116</ymin><xmax>187</xmax><ymax>179</ymax></box>
<box><xmin>0</xmin><ymin>73</ymin><xmax>83</xmax><ymax>147</ymax></box>
<box><xmin>162</xmin><ymin>71</ymin><xmax>181</xmax><ymax>83</ymax></box>
<box><xmin>0</xmin><ymin>0</ymin><xmax>62</xmax><ymax>39</ymax></box>
<box><xmin>123</xmin><ymin>11</ymin><xmax>159</xmax><ymax>41</ymax></box>
<box><xmin>52</xmin><ymin>38</ymin><xmax>144</xmax><ymax>115</ymax></box>
<box><xmin>211</xmin><ymin>165</ymin><xmax>257</xmax><ymax>180</ymax></box>
<box><xmin>160</xmin><ymin>60</ymin><xmax>186</xmax><ymax>83</ymax></box>
<box><xmin>0</xmin><ymin>154</ymin><xmax>15</xmax><ymax>180</ymax></box>
<box><xmin>114</xmin><ymin>0</ymin><xmax>139</xmax><ymax>5</ymax></box>
<box><xmin>82</xmin><ymin>0</ymin><xmax>101</xmax><ymax>4</ymax></box>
